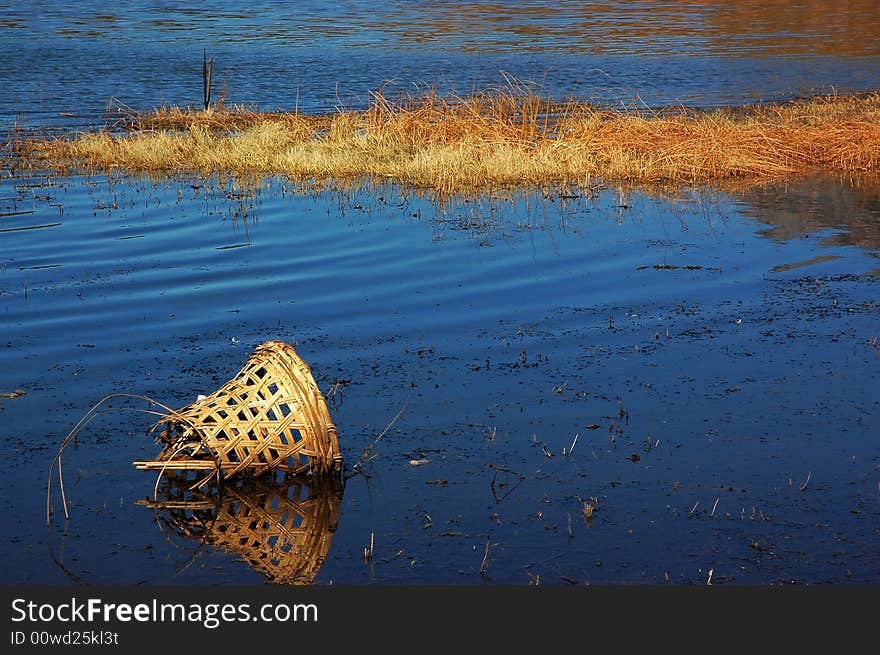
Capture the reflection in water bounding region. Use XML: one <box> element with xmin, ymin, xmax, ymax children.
<box><xmin>4</xmin><ymin>0</ymin><xmax>880</xmax><ymax>127</ymax></box>
<box><xmin>139</xmin><ymin>474</ymin><xmax>342</xmax><ymax>585</ymax></box>
<box><xmin>5</xmin><ymin>0</ymin><xmax>880</xmax><ymax>57</ymax></box>
<box><xmin>371</xmin><ymin>0</ymin><xmax>880</xmax><ymax>57</ymax></box>
<box><xmin>702</xmin><ymin>0</ymin><xmax>880</xmax><ymax>57</ymax></box>
<box><xmin>735</xmin><ymin>177</ymin><xmax>880</xmax><ymax>255</ymax></box>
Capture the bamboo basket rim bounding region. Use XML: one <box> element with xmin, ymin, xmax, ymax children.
<box><xmin>135</xmin><ymin>340</ymin><xmax>342</xmax><ymax>479</ymax></box>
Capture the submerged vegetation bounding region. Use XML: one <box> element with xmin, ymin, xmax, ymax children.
<box><xmin>13</xmin><ymin>86</ymin><xmax>880</xmax><ymax>193</ymax></box>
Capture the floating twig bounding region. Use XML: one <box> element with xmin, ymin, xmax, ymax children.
<box><xmin>352</xmin><ymin>398</ymin><xmax>409</xmax><ymax>474</ymax></box>
<box><xmin>800</xmin><ymin>471</ymin><xmax>812</xmax><ymax>492</ymax></box>
<box><xmin>480</xmin><ymin>537</ymin><xmax>492</xmax><ymax>576</ymax></box>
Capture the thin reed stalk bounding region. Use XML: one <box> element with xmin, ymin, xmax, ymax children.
<box><xmin>46</xmin><ymin>393</ymin><xmax>199</xmax><ymax>525</ymax></box>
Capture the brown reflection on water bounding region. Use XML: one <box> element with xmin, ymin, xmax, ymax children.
<box><xmin>139</xmin><ymin>474</ymin><xmax>342</xmax><ymax>585</ymax></box>
<box><xmin>361</xmin><ymin>0</ymin><xmax>880</xmax><ymax>56</ymax></box>
<box><xmin>734</xmin><ymin>177</ymin><xmax>880</xmax><ymax>255</ymax></box>
<box><xmin>702</xmin><ymin>0</ymin><xmax>880</xmax><ymax>57</ymax></box>
<box><xmin>15</xmin><ymin>1</ymin><xmax>880</xmax><ymax>57</ymax></box>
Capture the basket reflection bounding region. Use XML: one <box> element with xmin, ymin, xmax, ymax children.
<box><xmin>138</xmin><ymin>472</ymin><xmax>342</xmax><ymax>585</ymax></box>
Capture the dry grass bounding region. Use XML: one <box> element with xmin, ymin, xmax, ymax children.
<box><xmin>19</xmin><ymin>88</ymin><xmax>880</xmax><ymax>193</ymax></box>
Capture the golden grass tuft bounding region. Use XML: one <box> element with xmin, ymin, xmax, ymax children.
<box><xmin>21</xmin><ymin>87</ymin><xmax>880</xmax><ymax>193</ymax></box>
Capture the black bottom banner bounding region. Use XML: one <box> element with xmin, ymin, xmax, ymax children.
<box><xmin>2</xmin><ymin>585</ymin><xmax>876</xmax><ymax>649</ymax></box>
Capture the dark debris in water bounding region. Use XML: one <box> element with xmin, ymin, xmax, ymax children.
<box><xmin>637</xmin><ymin>263</ymin><xmax>721</xmax><ymax>271</ymax></box>
<box><xmin>3</xmin><ymin>170</ymin><xmax>880</xmax><ymax>585</ymax></box>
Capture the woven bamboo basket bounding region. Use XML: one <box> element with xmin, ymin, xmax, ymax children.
<box><xmin>139</xmin><ymin>473</ymin><xmax>341</xmax><ymax>585</ymax></box>
<box><xmin>133</xmin><ymin>340</ymin><xmax>342</xmax><ymax>478</ymax></box>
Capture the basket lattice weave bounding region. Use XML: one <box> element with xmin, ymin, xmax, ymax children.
<box><xmin>134</xmin><ymin>340</ymin><xmax>342</xmax><ymax>478</ymax></box>
<box><xmin>139</xmin><ymin>474</ymin><xmax>341</xmax><ymax>585</ymax></box>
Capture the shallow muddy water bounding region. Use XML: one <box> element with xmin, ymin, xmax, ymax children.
<box><xmin>1</xmin><ymin>172</ymin><xmax>878</xmax><ymax>584</ymax></box>
<box><xmin>1</xmin><ymin>1</ymin><xmax>880</xmax><ymax>585</ymax></box>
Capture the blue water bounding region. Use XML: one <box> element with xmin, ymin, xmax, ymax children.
<box><xmin>3</xmin><ymin>0</ymin><xmax>880</xmax><ymax>126</ymax></box>
<box><xmin>1</xmin><ymin>2</ymin><xmax>879</xmax><ymax>585</ymax></box>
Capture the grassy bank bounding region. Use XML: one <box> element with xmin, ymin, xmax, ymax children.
<box><xmin>19</xmin><ymin>89</ymin><xmax>880</xmax><ymax>193</ymax></box>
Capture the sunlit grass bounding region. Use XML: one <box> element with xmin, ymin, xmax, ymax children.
<box><xmin>20</xmin><ymin>87</ymin><xmax>880</xmax><ymax>194</ymax></box>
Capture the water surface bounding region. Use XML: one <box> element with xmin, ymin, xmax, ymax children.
<box><xmin>3</xmin><ymin>0</ymin><xmax>880</xmax><ymax>127</ymax></box>
<box><xmin>2</xmin><ymin>171</ymin><xmax>878</xmax><ymax>584</ymax></box>
<box><xmin>1</xmin><ymin>1</ymin><xmax>879</xmax><ymax>585</ymax></box>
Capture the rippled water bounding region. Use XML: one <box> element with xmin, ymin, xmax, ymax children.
<box><xmin>3</xmin><ymin>0</ymin><xmax>880</xmax><ymax>125</ymax></box>
<box><xmin>1</xmin><ymin>1</ymin><xmax>879</xmax><ymax>584</ymax></box>
<box><xmin>2</xmin><ymin>171</ymin><xmax>878</xmax><ymax>584</ymax></box>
